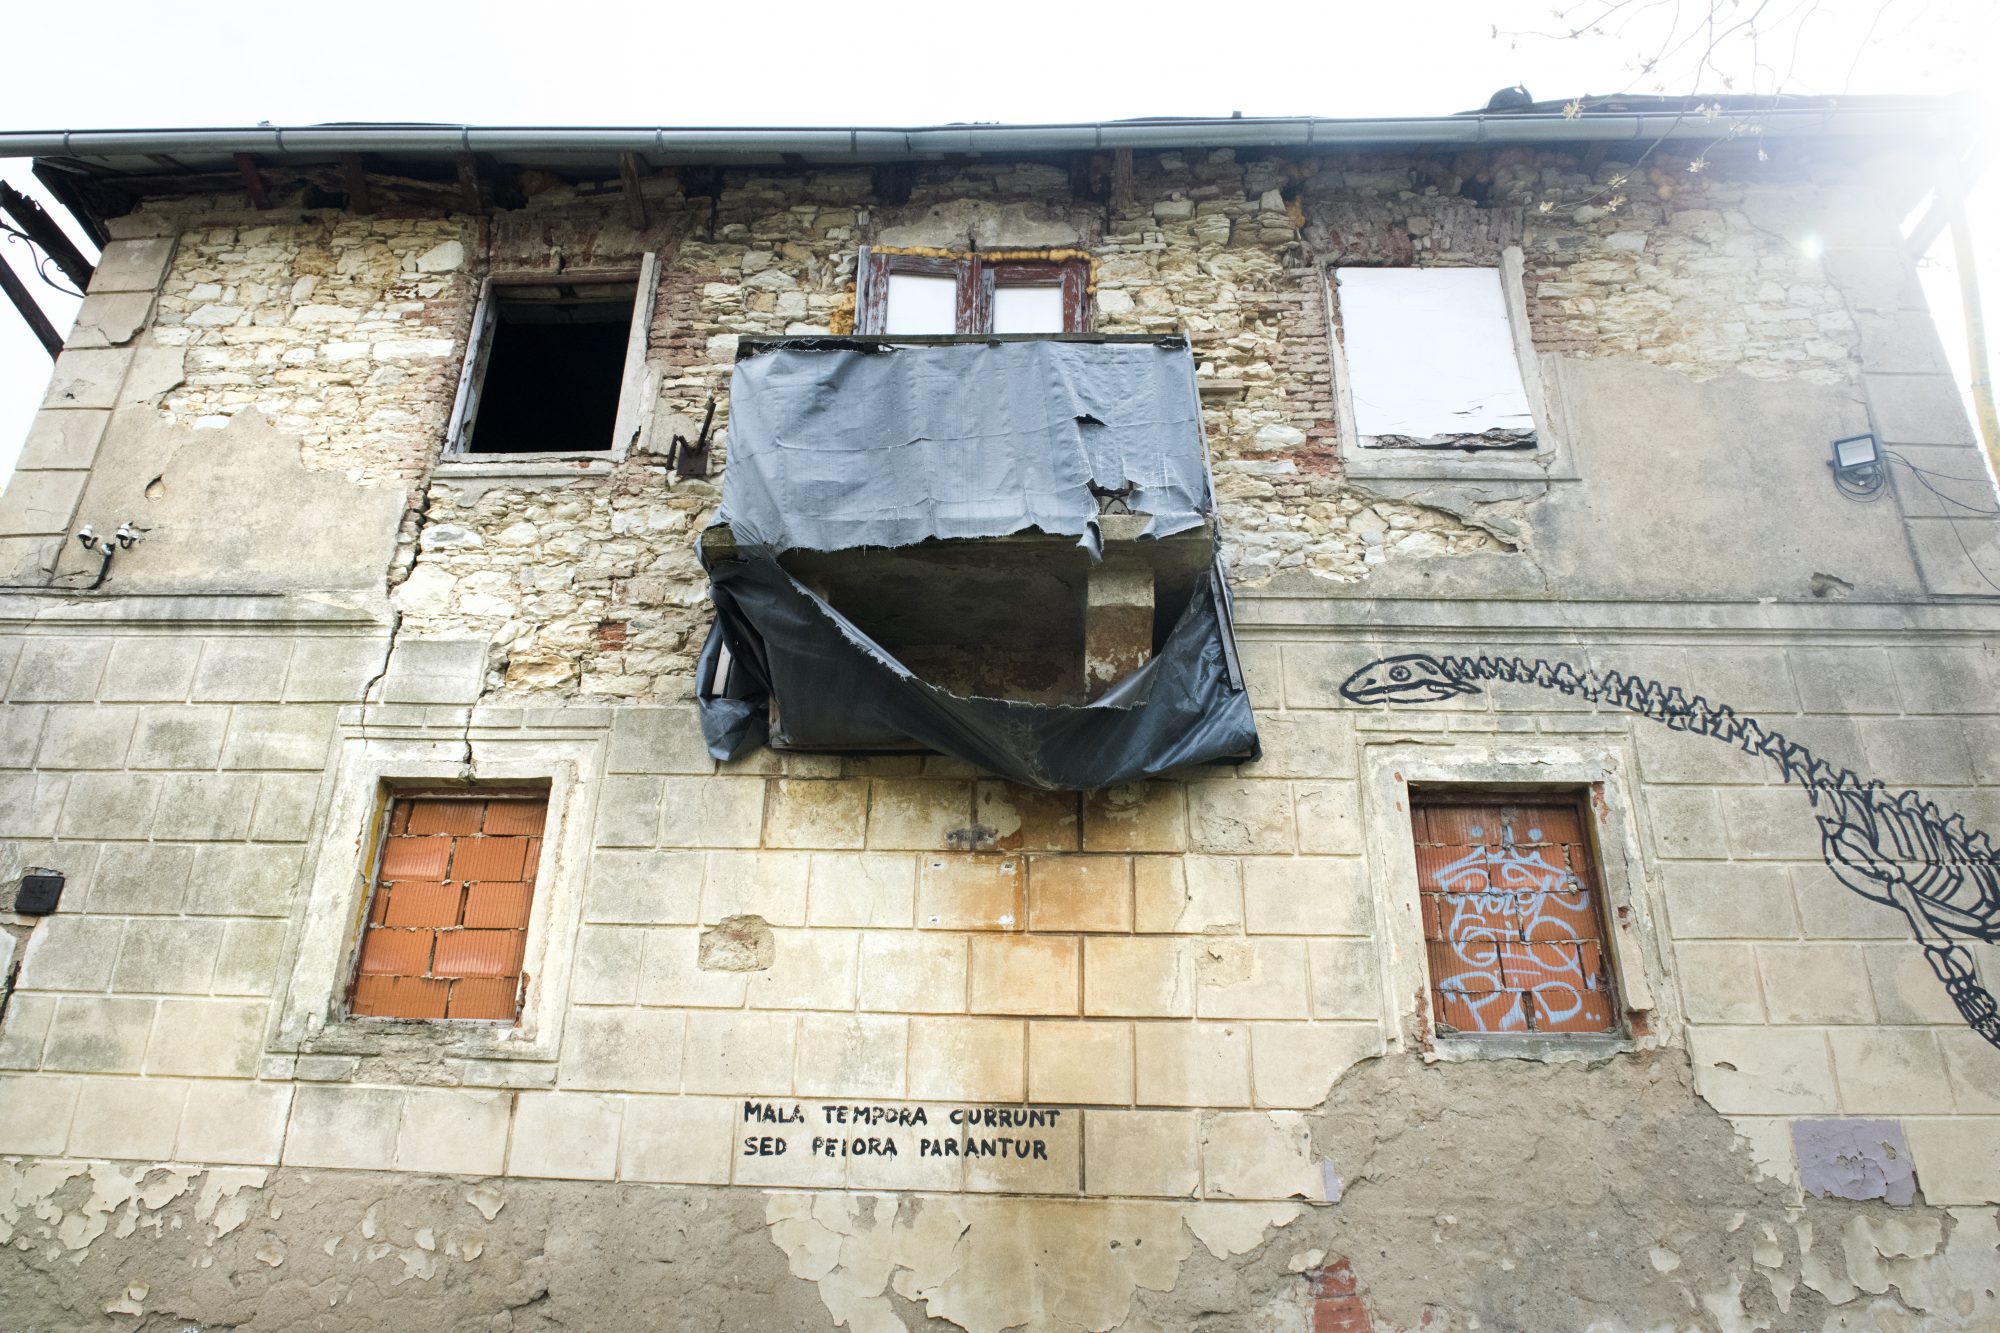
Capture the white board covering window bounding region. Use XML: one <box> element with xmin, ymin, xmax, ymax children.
<box><xmin>883</xmin><ymin>273</ymin><xmax>960</xmax><ymax>335</ymax></box>
<box><xmin>990</xmin><ymin>284</ymin><xmax>1064</xmax><ymax>334</ymax></box>
<box><xmin>1334</xmin><ymin>267</ymin><xmax>1536</xmax><ymax>449</ymax></box>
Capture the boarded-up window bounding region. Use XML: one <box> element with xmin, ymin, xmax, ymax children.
<box><xmin>349</xmin><ymin>793</ymin><xmax>548</xmax><ymax>1021</ymax></box>
<box><xmin>1332</xmin><ymin>267</ymin><xmax>1536</xmax><ymax>449</ymax></box>
<box><xmin>1411</xmin><ymin>793</ymin><xmax>1617</xmax><ymax>1036</ymax></box>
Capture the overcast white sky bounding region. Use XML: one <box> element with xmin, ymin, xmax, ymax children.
<box><xmin>2</xmin><ymin>0</ymin><xmax>1994</xmax><ymax>484</ymax></box>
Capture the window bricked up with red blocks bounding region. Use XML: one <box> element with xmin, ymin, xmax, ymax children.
<box><xmin>349</xmin><ymin>794</ymin><xmax>547</xmax><ymax>1022</ymax></box>
<box><xmin>1412</xmin><ymin>794</ymin><xmax>1618</xmax><ymax>1036</ymax></box>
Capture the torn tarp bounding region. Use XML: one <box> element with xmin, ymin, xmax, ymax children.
<box><xmin>697</xmin><ymin>336</ymin><xmax>1259</xmax><ymax>791</ymax></box>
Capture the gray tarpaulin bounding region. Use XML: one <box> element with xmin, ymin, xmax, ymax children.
<box><xmin>696</xmin><ymin>336</ymin><xmax>1259</xmax><ymax>791</ymax></box>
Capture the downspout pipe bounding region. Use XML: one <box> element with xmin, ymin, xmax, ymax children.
<box><xmin>0</xmin><ymin>106</ymin><xmax>1964</xmax><ymax>162</ymax></box>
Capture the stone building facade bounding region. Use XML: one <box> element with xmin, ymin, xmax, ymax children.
<box><xmin>0</xmin><ymin>104</ymin><xmax>1997</xmax><ymax>1329</ymax></box>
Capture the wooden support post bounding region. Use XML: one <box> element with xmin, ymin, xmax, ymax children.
<box><xmin>1083</xmin><ymin>551</ymin><xmax>1154</xmax><ymax>698</ymax></box>
<box><xmin>618</xmin><ymin>152</ymin><xmax>649</xmax><ymax>229</ymax></box>
<box><xmin>456</xmin><ymin>153</ymin><xmax>483</xmax><ymax>214</ymax></box>
<box><xmin>232</xmin><ymin>153</ymin><xmax>273</xmax><ymax>210</ymax></box>
<box><xmin>0</xmin><ymin>256</ymin><xmax>62</xmax><ymax>357</ymax></box>
<box><xmin>1111</xmin><ymin>148</ymin><xmax>1136</xmax><ymax>215</ymax></box>
<box><xmin>340</xmin><ymin>153</ymin><xmax>373</xmax><ymax>215</ymax></box>
<box><xmin>0</xmin><ymin>182</ymin><xmax>95</xmax><ymax>291</ymax></box>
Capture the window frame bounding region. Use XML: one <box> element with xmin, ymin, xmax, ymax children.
<box><xmin>1327</xmin><ymin>246</ymin><xmax>1576</xmax><ymax>484</ymax></box>
<box><xmin>272</xmin><ymin>734</ymin><xmax>602</xmax><ymax>1069</ymax></box>
<box><xmin>856</xmin><ymin>247</ymin><xmax>1092</xmax><ymax>335</ymax></box>
<box><xmin>344</xmin><ymin>788</ymin><xmax>552</xmax><ymax>1024</ymax></box>
<box><xmin>441</xmin><ymin>253</ymin><xmax>662</xmax><ymax>464</ymax></box>
<box><xmin>1357</xmin><ymin>740</ymin><xmax>1672</xmax><ymax>1061</ymax></box>
<box><xmin>1407</xmin><ymin>788</ymin><xmax>1621</xmax><ymax>1040</ymax></box>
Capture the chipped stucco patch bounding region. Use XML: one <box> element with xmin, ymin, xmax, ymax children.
<box><xmin>764</xmin><ymin>1193</ymin><xmax>1303</xmax><ymax>1333</ymax></box>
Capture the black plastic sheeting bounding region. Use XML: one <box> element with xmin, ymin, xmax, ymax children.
<box><xmin>696</xmin><ymin>337</ymin><xmax>1259</xmax><ymax>791</ymax></box>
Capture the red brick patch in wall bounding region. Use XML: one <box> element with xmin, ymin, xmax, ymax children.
<box><xmin>1307</xmin><ymin>1258</ymin><xmax>1375</xmax><ymax>1333</ymax></box>
<box><xmin>349</xmin><ymin>792</ymin><xmax>548</xmax><ymax>1022</ymax></box>
<box><xmin>1411</xmin><ymin>794</ymin><xmax>1618</xmax><ymax>1036</ymax></box>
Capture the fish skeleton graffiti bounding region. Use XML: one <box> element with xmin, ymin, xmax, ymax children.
<box><xmin>1340</xmin><ymin>652</ymin><xmax>2000</xmax><ymax>1050</ymax></box>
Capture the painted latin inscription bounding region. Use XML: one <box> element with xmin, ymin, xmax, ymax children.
<box><xmin>741</xmin><ymin>1102</ymin><xmax>1061</xmax><ymax>1164</ymax></box>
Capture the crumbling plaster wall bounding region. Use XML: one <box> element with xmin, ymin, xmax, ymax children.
<box><xmin>2</xmin><ymin>1060</ymin><xmax>1997</xmax><ymax>1331</ymax></box>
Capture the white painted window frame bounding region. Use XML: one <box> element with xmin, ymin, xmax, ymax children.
<box><xmin>440</xmin><ymin>252</ymin><xmax>662</xmax><ymax>465</ymax></box>
<box><xmin>1357</xmin><ymin>739</ymin><xmax>1674</xmax><ymax>1062</ymax></box>
<box><xmin>270</xmin><ymin>734</ymin><xmax>604</xmax><ymax>1065</ymax></box>
<box><xmin>1328</xmin><ymin>248</ymin><xmax>1577</xmax><ymax>483</ymax></box>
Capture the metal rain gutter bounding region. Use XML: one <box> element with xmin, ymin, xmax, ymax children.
<box><xmin>0</xmin><ymin>105</ymin><xmax>1964</xmax><ymax>164</ymax></box>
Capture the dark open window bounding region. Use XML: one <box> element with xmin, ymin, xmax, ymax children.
<box><xmin>858</xmin><ymin>249</ymin><xmax>1090</xmax><ymax>335</ymax></box>
<box><xmin>445</xmin><ymin>261</ymin><xmax>658</xmax><ymax>457</ymax></box>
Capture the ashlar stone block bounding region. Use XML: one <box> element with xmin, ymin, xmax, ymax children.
<box><xmin>619</xmin><ymin>1095</ymin><xmax>735</xmax><ymax>1184</ymax></box>
<box><xmin>763</xmin><ymin>778</ymin><xmax>869</xmax><ymax>849</ymax></box>
<box><xmin>793</xmin><ymin>1014</ymin><xmax>908</xmax><ymax>1099</ymax></box>
<box><xmin>681</xmin><ymin>1011</ymin><xmax>798</xmax><ymax>1097</ymax></box>
<box><xmin>963</xmin><ymin>1104</ymin><xmax>1080</xmax><ymax>1195</ymax></box>
<box><xmin>1829</xmin><ymin>1028</ymin><xmax>1954</xmax><ymax>1114</ymax></box>
<box><xmin>0</xmin><ymin>1073</ymin><xmax>81</xmax><ymax>1154</ymax></box>
<box><xmin>857</xmin><ymin>932</ymin><xmax>968</xmax><ymax>1014</ymax></box>
<box><xmin>112</xmin><ymin>917</ymin><xmax>226</xmax><ymax>994</ymax></box>
<box><xmin>1133</xmin><ymin>855</ymin><xmax>1242</xmax><ymax>934</ymax></box>
<box><xmin>17</xmin><ymin>914</ymin><xmax>125</xmax><ymax>991</ymax></box>
<box><xmin>508</xmin><ymin>1092</ymin><xmax>624</xmax><ymax>1180</ymax></box>
<box><xmin>87</xmin><ymin>843</ymin><xmax>195</xmax><ymax>914</ymax></box>
<box><xmin>177</xmin><ymin>1081</ymin><xmax>294</xmax><ymax>1165</ymax></box>
<box><xmin>1084</xmin><ymin>1110</ymin><xmax>1199</xmax><ymax>1197</ymax></box>
<box><xmin>1084</xmin><ymin>937</ymin><xmax>1194</xmax><ymax>1018</ymax></box>
<box><xmin>970</xmin><ymin>936</ymin><xmax>1080</xmax><ymax>1016</ymax></box>
<box><xmin>656</xmin><ymin>775</ymin><xmax>766</xmax><ymax>848</ymax></box>
<box><xmin>748</xmin><ymin>929</ymin><xmax>859</xmax><ymax>1010</ymax></box>
<box><xmin>917</xmin><ymin>853</ymin><xmax>1025</xmax><ymax>930</ymax></box>
<box><xmin>585</xmin><ymin>849</ymin><xmax>703</xmax><ymax>925</ymax></box>
<box><xmin>1687</xmin><ymin>1026</ymin><xmax>1838</xmax><ymax>1114</ymax></box>
<box><xmin>1195</xmin><ymin>938</ymin><xmax>1311</xmax><ymax>1020</ymax></box>
<box><xmin>1135</xmin><ymin>1022</ymin><xmax>1251</xmax><ymax>1107</ymax></box>
<box><xmin>638</xmin><ymin>927</ymin><xmax>749</xmax><ymax>1009</ymax></box>
<box><xmin>1241</xmin><ymin>856</ymin><xmax>1372</xmax><ymax>936</ymax></box>
<box><xmin>145</xmin><ymin>998</ymin><xmax>266</xmax><ymax>1077</ymax></box>
<box><xmin>99</xmin><ymin>637</ymin><xmax>202</xmax><ymax>703</ymax></box>
<box><xmin>1200</xmin><ymin>1110</ymin><xmax>1322</xmax><ymax>1200</ymax></box>
<box><xmin>1307</xmin><ymin>939</ymin><xmax>1383</xmax><ymax>1021</ymax></box>
<box><xmin>285</xmin><ymin>1085</ymin><xmax>405</xmax><ymax>1169</ymax></box>
<box><xmin>187</xmin><ymin>844</ymin><xmax>304</xmax><ymax>917</ymax></box>
<box><xmin>1187</xmin><ymin>781</ymin><xmax>1295</xmax><ymax>854</ymax></box>
<box><xmin>1028</xmin><ymin>1021</ymin><xmax>1134</xmax><ymax>1105</ymax></box>
<box><xmin>560</xmin><ymin>1007</ymin><xmax>686</xmax><ymax>1093</ymax></box>
<box><xmin>69</xmin><ymin>1076</ymin><xmax>188</xmax><ymax>1160</ymax></box>
<box><xmin>866</xmin><ymin>778</ymin><xmax>974</xmax><ymax>850</ymax></box>
<box><xmin>974</xmin><ymin>781</ymin><xmax>1079</xmax><ymax>852</ymax></box>
<box><xmin>1083</xmin><ymin>782</ymin><xmax>1188</xmax><ymax>853</ymax></box>
<box><xmin>1027</xmin><ymin>855</ymin><xmax>1132</xmax><ymax>932</ymax></box>
<box><xmin>907</xmin><ymin>1016</ymin><xmax>1024</xmax><ymax>1102</ymax></box>
<box><xmin>701</xmin><ymin>850</ymin><xmax>810</xmax><ymax>925</ymax></box>
<box><xmin>1674</xmin><ymin>942</ymin><xmax>1765</xmax><ymax>1024</ymax></box>
<box><xmin>808</xmin><ymin>851</ymin><xmax>917</xmax><ymax>927</ymax></box>
<box><xmin>393</xmin><ymin>1087</ymin><xmax>514</xmax><ymax>1176</ymax></box>
<box><xmin>1904</xmin><ymin>1118</ymin><xmax>2000</xmax><ymax>1205</ymax></box>
<box><xmin>127</xmin><ymin>706</ymin><xmax>229</xmax><ymax>770</ymax></box>
<box><xmin>1756</xmin><ymin>944</ymin><xmax>1876</xmax><ymax>1024</ymax></box>
<box><xmin>1249</xmin><ymin>1023</ymin><xmax>1382</xmax><ymax>1109</ymax></box>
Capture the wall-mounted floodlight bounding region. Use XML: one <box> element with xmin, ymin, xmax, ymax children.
<box><xmin>1829</xmin><ymin>433</ymin><xmax>1886</xmax><ymax>499</ymax></box>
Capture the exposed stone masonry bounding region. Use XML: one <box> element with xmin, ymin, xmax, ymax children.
<box><xmin>128</xmin><ymin>145</ymin><xmax>1863</xmax><ymax>699</ymax></box>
